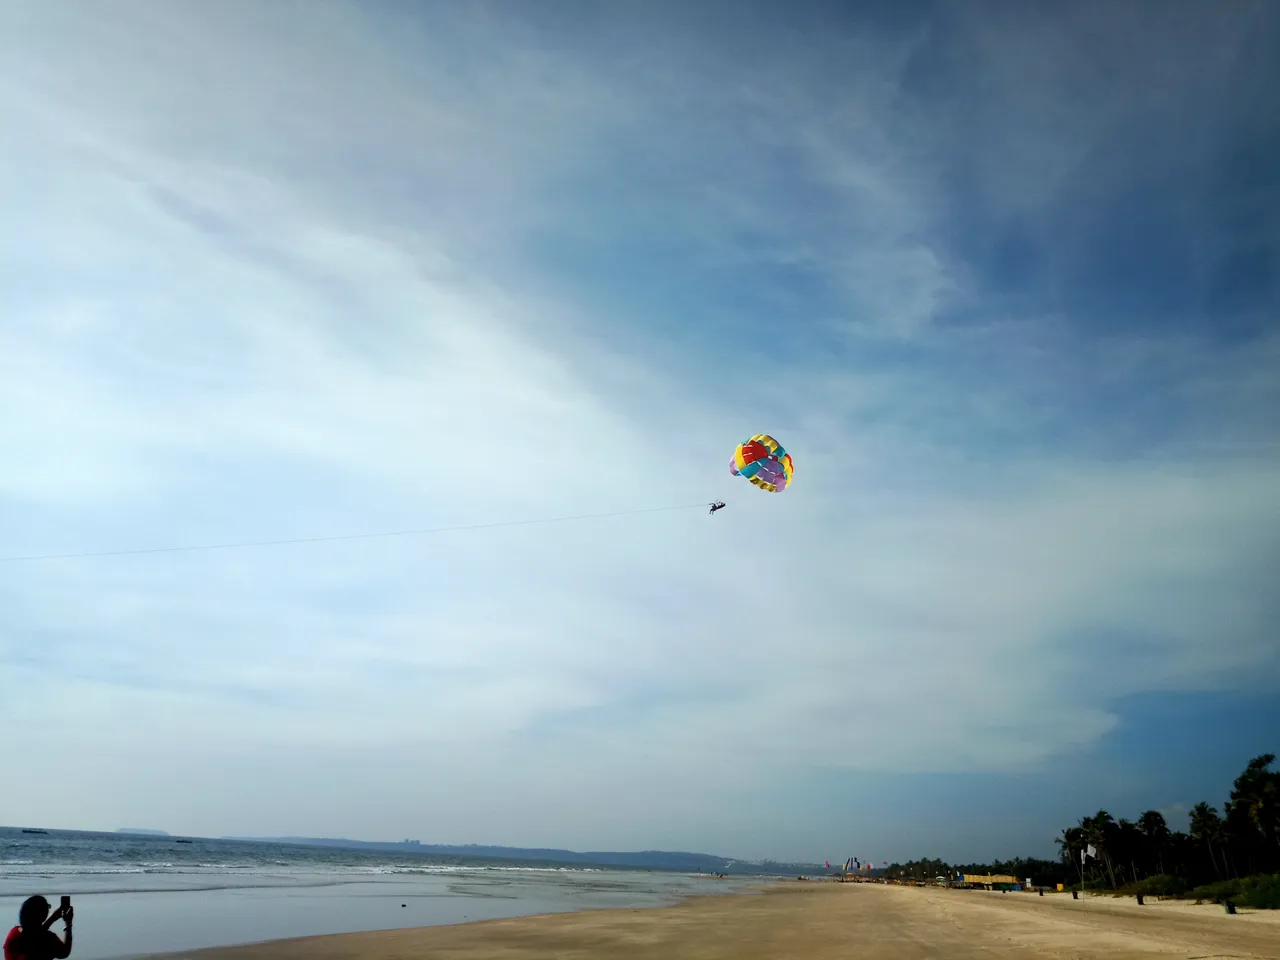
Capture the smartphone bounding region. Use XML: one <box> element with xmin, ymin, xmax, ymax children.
<box><xmin>60</xmin><ymin>896</ymin><xmax>71</xmax><ymax>911</ymax></box>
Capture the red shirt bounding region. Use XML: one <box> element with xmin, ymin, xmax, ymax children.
<box><xmin>4</xmin><ymin>926</ymin><xmax>70</xmax><ymax>960</ymax></box>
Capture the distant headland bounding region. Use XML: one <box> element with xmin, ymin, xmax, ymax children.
<box><xmin>221</xmin><ymin>836</ymin><xmax>814</xmax><ymax>875</ymax></box>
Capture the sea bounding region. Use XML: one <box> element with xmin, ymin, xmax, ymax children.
<box><xmin>1</xmin><ymin>828</ymin><xmax>762</xmax><ymax>959</ymax></box>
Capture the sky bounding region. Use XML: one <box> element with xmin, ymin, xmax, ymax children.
<box><xmin>2</xmin><ymin>0</ymin><xmax>1278</xmax><ymax>864</ymax></box>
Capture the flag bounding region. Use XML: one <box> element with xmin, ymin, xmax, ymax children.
<box><xmin>1081</xmin><ymin>844</ymin><xmax>1097</xmax><ymax>864</ymax></box>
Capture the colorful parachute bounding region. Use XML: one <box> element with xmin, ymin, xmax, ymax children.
<box><xmin>730</xmin><ymin>434</ymin><xmax>794</xmax><ymax>492</ymax></box>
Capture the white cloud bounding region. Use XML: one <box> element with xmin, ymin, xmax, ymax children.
<box><xmin>1</xmin><ymin>1</ymin><xmax>1276</xmax><ymax>857</ymax></box>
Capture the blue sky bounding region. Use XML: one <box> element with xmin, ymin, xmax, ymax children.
<box><xmin>2</xmin><ymin>0</ymin><xmax>1278</xmax><ymax>863</ymax></box>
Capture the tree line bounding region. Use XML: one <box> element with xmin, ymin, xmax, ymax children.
<box><xmin>883</xmin><ymin>753</ymin><xmax>1278</xmax><ymax>906</ymax></box>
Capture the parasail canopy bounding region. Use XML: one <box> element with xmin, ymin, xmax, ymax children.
<box><xmin>730</xmin><ymin>434</ymin><xmax>793</xmax><ymax>492</ymax></box>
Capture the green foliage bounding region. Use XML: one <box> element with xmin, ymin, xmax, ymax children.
<box><xmin>1134</xmin><ymin>874</ymin><xmax>1188</xmax><ymax>897</ymax></box>
<box><xmin>878</xmin><ymin>753</ymin><xmax>1279</xmax><ymax>908</ymax></box>
<box><xmin>1190</xmin><ymin>878</ymin><xmax>1243</xmax><ymax>902</ymax></box>
<box><xmin>1188</xmin><ymin>875</ymin><xmax>1280</xmax><ymax>910</ymax></box>
<box><xmin>880</xmin><ymin>856</ymin><xmax>1072</xmax><ymax>887</ymax></box>
<box><xmin>1241</xmin><ymin>875</ymin><xmax>1280</xmax><ymax>910</ymax></box>
<box><xmin>1056</xmin><ymin>754</ymin><xmax>1280</xmax><ymax>898</ymax></box>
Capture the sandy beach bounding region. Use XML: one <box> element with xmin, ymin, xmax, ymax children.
<box><xmin>153</xmin><ymin>882</ymin><xmax>1280</xmax><ymax>960</ymax></box>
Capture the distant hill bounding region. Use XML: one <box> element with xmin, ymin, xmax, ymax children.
<box><xmin>117</xmin><ymin>828</ymin><xmax>170</xmax><ymax>836</ymax></box>
<box><xmin>221</xmin><ymin>836</ymin><xmax>816</xmax><ymax>875</ymax></box>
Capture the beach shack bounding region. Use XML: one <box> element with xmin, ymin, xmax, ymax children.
<box><xmin>955</xmin><ymin>873</ymin><xmax>1021</xmax><ymax>891</ymax></box>
<box><xmin>835</xmin><ymin>858</ymin><xmax>875</xmax><ymax>882</ymax></box>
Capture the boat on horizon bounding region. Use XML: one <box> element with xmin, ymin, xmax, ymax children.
<box><xmin>22</xmin><ymin>829</ymin><xmax>48</xmax><ymax>835</ymax></box>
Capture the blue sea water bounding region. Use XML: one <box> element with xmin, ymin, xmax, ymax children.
<box><xmin>0</xmin><ymin>828</ymin><xmax>758</xmax><ymax>958</ymax></box>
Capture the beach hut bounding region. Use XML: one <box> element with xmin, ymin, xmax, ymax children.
<box><xmin>956</xmin><ymin>873</ymin><xmax>1020</xmax><ymax>891</ymax></box>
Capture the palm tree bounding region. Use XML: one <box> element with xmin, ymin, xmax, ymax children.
<box><xmin>1081</xmin><ymin>811</ymin><xmax>1119</xmax><ymax>888</ymax></box>
<box><xmin>1056</xmin><ymin>826</ymin><xmax>1084</xmax><ymax>885</ymax></box>
<box><xmin>1221</xmin><ymin>800</ymin><xmax>1247</xmax><ymax>878</ymax></box>
<box><xmin>1137</xmin><ymin>810</ymin><xmax>1170</xmax><ymax>876</ymax></box>
<box><xmin>1055</xmin><ymin>827</ymin><xmax>1082</xmax><ymax>863</ymax></box>
<box><xmin>1230</xmin><ymin>754</ymin><xmax>1279</xmax><ymax>860</ymax></box>
<box><xmin>1189</xmin><ymin>802</ymin><xmax>1224</xmax><ymax>880</ymax></box>
<box><xmin>1115</xmin><ymin>819</ymin><xmax>1143</xmax><ymax>885</ymax></box>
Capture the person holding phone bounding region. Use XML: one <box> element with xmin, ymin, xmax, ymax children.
<box><xmin>3</xmin><ymin>896</ymin><xmax>73</xmax><ymax>960</ymax></box>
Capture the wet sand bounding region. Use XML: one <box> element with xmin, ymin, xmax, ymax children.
<box><xmin>152</xmin><ymin>882</ymin><xmax>1280</xmax><ymax>960</ymax></box>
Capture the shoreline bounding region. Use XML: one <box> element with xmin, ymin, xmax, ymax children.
<box><xmin>144</xmin><ymin>882</ymin><xmax>1280</xmax><ymax>960</ymax></box>
<box><xmin>138</xmin><ymin>884</ymin><xmax>764</xmax><ymax>960</ymax></box>
<box><xmin>4</xmin><ymin>829</ymin><xmax>763</xmax><ymax>960</ymax></box>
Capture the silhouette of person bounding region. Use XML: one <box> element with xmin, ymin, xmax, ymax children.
<box><xmin>4</xmin><ymin>896</ymin><xmax>73</xmax><ymax>960</ymax></box>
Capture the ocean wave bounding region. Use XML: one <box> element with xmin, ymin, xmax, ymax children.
<box><xmin>33</xmin><ymin>866</ymin><xmax>149</xmax><ymax>875</ymax></box>
<box><xmin>348</xmin><ymin>865</ymin><xmax>466</xmax><ymax>875</ymax></box>
<box><xmin>341</xmin><ymin>864</ymin><xmax>602</xmax><ymax>877</ymax></box>
<box><xmin>473</xmin><ymin>865</ymin><xmax>597</xmax><ymax>874</ymax></box>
